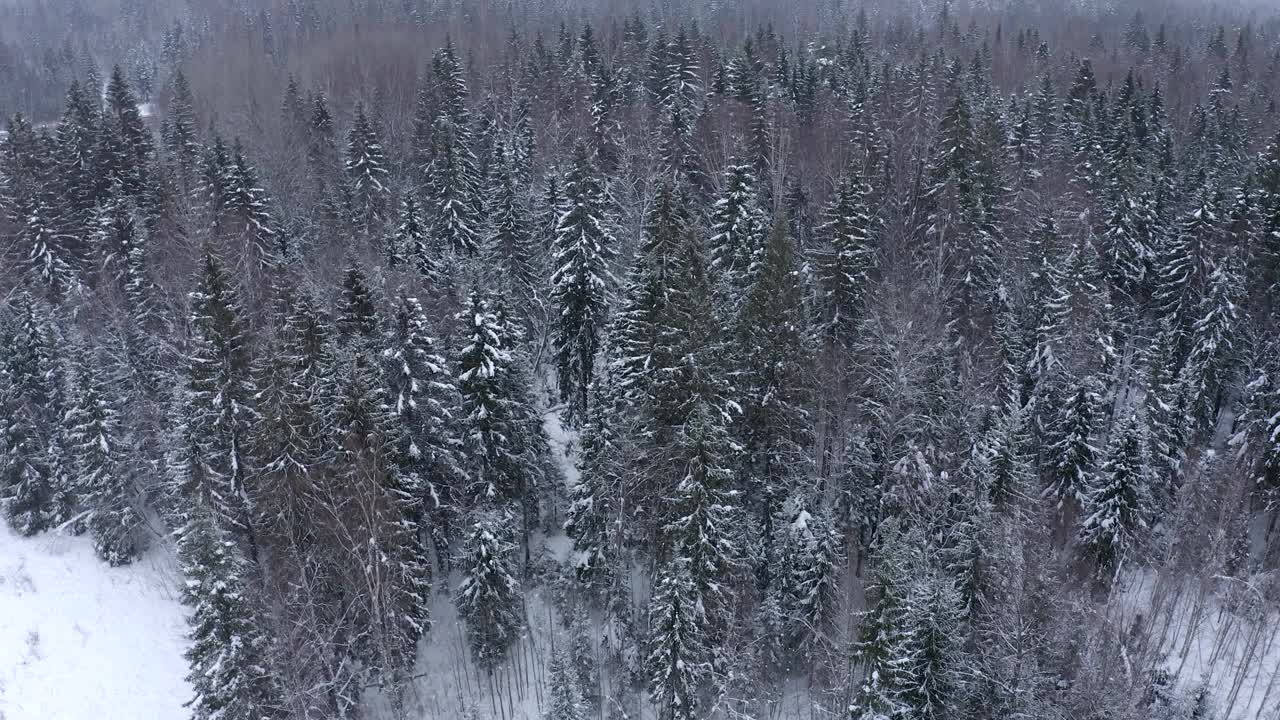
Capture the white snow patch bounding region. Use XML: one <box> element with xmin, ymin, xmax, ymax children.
<box><xmin>0</xmin><ymin>526</ymin><xmax>190</xmax><ymax>720</ymax></box>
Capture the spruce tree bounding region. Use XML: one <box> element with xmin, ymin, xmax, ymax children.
<box><xmin>552</xmin><ymin>144</ymin><xmax>617</xmax><ymax>423</ymax></box>
<box><xmin>645</xmin><ymin>557</ymin><xmax>709</xmax><ymax>720</ymax></box>
<box><xmin>905</xmin><ymin>569</ymin><xmax>963</xmax><ymax>720</ymax></box>
<box><xmin>484</xmin><ymin>140</ymin><xmax>540</xmax><ymax>318</ymax></box>
<box><xmin>1045</xmin><ymin>379</ymin><xmax>1098</xmax><ymax>512</ymax></box>
<box><xmin>736</xmin><ymin>218</ymin><xmax>813</xmax><ymax>535</ymax></box>
<box><xmin>0</xmin><ymin>385</ymin><xmax>57</xmax><ymax>536</ymax></box>
<box><xmin>345</xmin><ymin>101</ymin><xmax>390</xmax><ymax>236</ymax></box>
<box><xmin>663</xmin><ymin>401</ymin><xmax>741</xmax><ymax>631</ymax></box>
<box><xmin>387</xmin><ymin>191</ymin><xmax>425</xmax><ymax>271</ymax></box>
<box><xmin>336</xmin><ymin>259</ymin><xmax>380</xmax><ymax>347</ymax></box>
<box><xmin>852</xmin><ymin>519</ymin><xmax>920</xmax><ymax>720</ymax></box>
<box><xmin>20</xmin><ymin>197</ymin><xmax>78</xmax><ymax>299</ymax></box>
<box><xmin>1187</xmin><ymin>253</ymin><xmax>1243</xmax><ymax>426</ymax></box>
<box><xmin>565</xmin><ymin>381</ymin><xmax>626</xmax><ymax>592</ymax></box>
<box><xmin>55</xmin><ymin>79</ymin><xmax>102</xmax><ymax>242</ymax></box>
<box><xmin>174</xmin><ymin>247</ymin><xmax>256</xmax><ymax>538</ymax></box>
<box><xmin>455</xmin><ymin>292</ymin><xmax>548</xmax><ymax>516</ymax></box>
<box><xmin>67</xmin><ymin>348</ymin><xmax>141</xmax><ymax>565</ymax></box>
<box><xmin>708</xmin><ymin>162</ymin><xmax>766</xmax><ymax>296</ymax></box>
<box><xmin>787</xmin><ymin>506</ymin><xmax>845</xmax><ymax>669</ymax></box>
<box><xmin>250</xmin><ymin>286</ymin><xmax>330</xmax><ymax>542</ymax></box>
<box><xmin>382</xmin><ymin>293</ymin><xmax>465</xmax><ymax>559</ymax></box>
<box><xmin>103</xmin><ymin>65</ymin><xmax>153</xmax><ymax>201</ymax></box>
<box><xmin>456</xmin><ymin>508</ymin><xmax>523</xmax><ymax>672</ymax></box>
<box><xmin>324</xmin><ymin>344</ymin><xmax>432</xmax><ymax>690</ymax></box>
<box><xmin>610</xmin><ymin>181</ymin><xmax>689</xmax><ymax>410</ymax></box>
<box><xmin>1078</xmin><ymin>409</ymin><xmax>1153</xmax><ymax>578</ymax></box>
<box><xmin>546</xmin><ymin>646</ymin><xmax>589</xmax><ymax>720</ymax></box>
<box><xmin>0</xmin><ymin>294</ymin><xmax>69</xmax><ymax>535</ymax></box>
<box><xmin>178</xmin><ymin>501</ymin><xmax>286</xmax><ymax>720</ymax></box>
<box><xmin>814</xmin><ymin>171</ymin><xmax>876</xmax><ymax>349</ymax></box>
<box><xmin>162</xmin><ymin>70</ymin><xmax>199</xmax><ymax>184</ymax></box>
<box><xmin>223</xmin><ymin>141</ymin><xmax>279</xmax><ymax>284</ymax></box>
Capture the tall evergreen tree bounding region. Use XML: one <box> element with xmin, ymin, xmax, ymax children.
<box><xmin>345</xmin><ymin>101</ymin><xmax>390</xmax><ymax>236</ymax></box>
<box><xmin>67</xmin><ymin>347</ymin><xmax>141</xmax><ymax>565</ymax></box>
<box><xmin>456</xmin><ymin>508</ymin><xmax>523</xmax><ymax>672</ymax></box>
<box><xmin>1078</xmin><ymin>409</ymin><xmax>1153</xmax><ymax>578</ymax></box>
<box><xmin>484</xmin><ymin>141</ymin><xmax>540</xmax><ymax>318</ymax></box>
<box><xmin>178</xmin><ymin>501</ymin><xmax>286</xmax><ymax>720</ymax></box>
<box><xmin>663</xmin><ymin>401</ymin><xmax>741</xmax><ymax>631</ymax></box>
<box><xmin>708</xmin><ymin>162</ymin><xmax>767</xmax><ymax>297</ymax></box>
<box><xmin>565</xmin><ymin>381</ymin><xmax>626</xmax><ymax>592</ymax></box>
<box><xmin>645</xmin><ymin>557</ymin><xmax>709</xmax><ymax>720</ymax></box>
<box><xmin>173</xmin><ymin>247</ymin><xmax>256</xmax><ymax>540</ymax></box>
<box><xmin>814</xmin><ymin>171</ymin><xmax>877</xmax><ymax>349</ymax></box>
<box><xmin>382</xmin><ymin>293</ymin><xmax>465</xmax><ymax>559</ymax></box>
<box><xmin>552</xmin><ymin>144</ymin><xmax>616</xmax><ymax>423</ymax></box>
<box><xmin>1045</xmin><ymin>379</ymin><xmax>1098</xmax><ymax>513</ymax></box>
<box><xmin>546</xmin><ymin>645</ymin><xmax>589</xmax><ymax>720</ymax></box>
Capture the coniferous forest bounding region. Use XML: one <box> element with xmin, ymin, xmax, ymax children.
<box><xmin>4</xmin><ymin>0</ymin><xmax>1280</xmax><ymax>718</ymax></box>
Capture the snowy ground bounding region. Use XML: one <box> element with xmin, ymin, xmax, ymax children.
<box><xmin>1112</xmin><ymin>570</ymin><xmax>1280</xmax><ymax>720</ymax></box>
<box><xmin>0</xmin><ymin>526</ymin><xmax>190</xmax><ymax>720</ymax></box>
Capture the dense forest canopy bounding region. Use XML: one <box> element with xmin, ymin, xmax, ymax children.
<box><xmin>3</xmin><ymin>0</ymin><xmax>1280</xmax><ymax>719</ymax></box>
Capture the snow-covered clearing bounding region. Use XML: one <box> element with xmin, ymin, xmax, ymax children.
<box><xmin>0</xmin><ymin>526</ymin><xmax>189</xmax><ymax>720</ymax></box>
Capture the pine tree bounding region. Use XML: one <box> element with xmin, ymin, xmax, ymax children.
<box><xmin>323</xmin><ymin>345</ymin><xmax>432</xmax><ymax>691</ymax></box>
<box><xmin>737</xmin><ymin>218</ymin><xmax>814</xmax><ymax>529</ymax></box>
<box><xmin>336</xmin><ymin>259</ymin><xmax>380</xmax><ymax>347</ymax></box>
<box><xmin>388</xmin><ymin>191</ymin><xmax>426</xmax><ymax>271</ymax></box>
<box><xmin>983</xmin><ymin>400</ymin><xmax>1033</xmax><ymax>510</ymax></box>
<box><xmin>20</xmin><ymin>197</ymin><xmax>78</xmax><ymax>298</ymax></box>
<box><xmin>250</xmin><ymin>287</ymin><xmax>329</xmax><ymax>543</ymax></box>
<box><xmin>103</xmin><ymin>65</ymin><xmax>153</xmax><ymax>200</ymax></box>
<box><xmin>195</xmin><ymin>135</ymin><xmax>232</xmax><ymax>229</ymax></box>
<box><xmin>1187</xmin><ymin>253</ymin><xmax>1243</xmax><ymax>426</ymax></box>
<box><xmin>0</xmin><ymin>383</ymin><xmax>57</xmax><ymax>537</ymax></box>
<box><xmin>419</xmin><ymin>44</ymin><xmax>480</xmax><ymax>256</ymax></box>
<box><xmin>66</xmin><ymin>348</ymin><xmax>141</xmax><ymax>565</ymax></box>
<box><xmin>610</xmin><ymin>181</ymin><xmax>689</xmax><ymax>409</ymax></box>
<box><xmin>456</xmin><ymin>508</ymin><xmax>523</xmax><ymax>672</ymax></box>
<box><xmin>223</xmin><ymin>141</ymin><xmax>279</xmax><ymax>284</ymax></box>
<box><xmin>552</xmin><ymin>145</ymin><xmax>617</xmax><ymax>423</ymax></box>
<box><xmin>55</xmin><ymin>79</ymin><xmax>102</xmax><ymax>241</ymax></box>
<box><xmin>1154</xmin><ymin>196</ymin><xmax>1222</xmax><ymax>326</ymax></box>
<box><xmin>178</xmin><ymin>501</ymin><xmax>286</xmax><ymax>720</ymax></box>
<box><xmin>1102</xmin><ymin>188</ymin><xmax>1160</xmax><ymax>303</ymax></box>
<box><xmin>0</xmin><ymin>294</ymin><xmax>70</xmax><ymax>536</ymax></box>
<box><xmin>657</xmin><ymin>106</ymin><xmax>708</xmax><ymax>198</ymax></box>
<box><xmin>905</xmin><ymin>569</ymin><xmax>963</xmax><ymax>720</ymax></box>
<box><xmin>1078</xmin><ymin>409</ymin><xmax>1153</xmax><ymax>578</ymax></box>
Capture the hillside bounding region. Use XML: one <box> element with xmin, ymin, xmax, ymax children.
<box><xmin>0</xmin><ymin>526</ymin><xmax>189</xmax><ymax>720</ymax></box>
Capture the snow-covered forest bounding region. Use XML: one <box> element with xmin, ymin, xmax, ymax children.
<box><xmin>2</xmin><ymin>0</ymin><xmax>1280</xmax><ymax>718</ymax></box>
